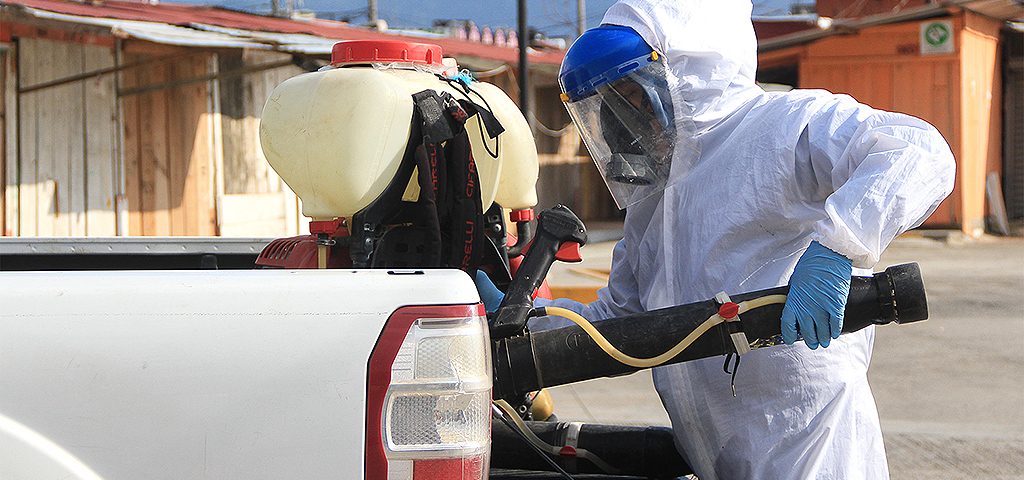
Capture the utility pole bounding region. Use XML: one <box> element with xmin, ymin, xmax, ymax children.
<box><xmin>577</xmin><ymin>0</ymin><xmax>586</xmax><ymax>37</ymax></box>
<box><xmin>368</xmin><ymin>0</ymin><xmax>378</xmax><ymax>26</ymax></box>
<box><xmin>517</xmin><ymin>0</ymin><xmax>530</xmax><ymax>124</ymax></box>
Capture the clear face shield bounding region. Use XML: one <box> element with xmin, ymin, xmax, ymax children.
<box><xmin>562</xmin><ymin>56</ymin><xmax>678</xmax><ymax>209</ymax></box>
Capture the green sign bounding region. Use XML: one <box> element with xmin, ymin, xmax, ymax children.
<box><xmin>920</xmin><ymin>21</ymin><xmax>954</xmax><ymax>55</ymax></box>
<box><xmin>925</xmin><ymin>23</ymin><xmax>951</xmax><ymax>46</ymax></box>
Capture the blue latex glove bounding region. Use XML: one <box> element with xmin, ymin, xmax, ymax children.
<box><xmin>474</xmin><ymin>270</ymin><xmax>505</xmax><ymax>313</ymax></box>
<box><xmin>781</xmin><ymin>241</ymin><xmax>853</xmax><ymax>349</ymax></box>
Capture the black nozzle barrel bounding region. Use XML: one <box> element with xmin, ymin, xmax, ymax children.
<box><xmin>493</xmin><ymin>263</ymin><xmax>927</xmax><ymax>400</ymax></box>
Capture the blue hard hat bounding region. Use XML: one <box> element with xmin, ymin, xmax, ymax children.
<box><xmin>559</xmin><ymin>24</ymin><xmax>657</xmax><ymax>102</ymax></box>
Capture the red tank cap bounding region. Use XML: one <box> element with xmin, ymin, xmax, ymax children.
<box><xmin>331</xmin><ymin>40</ymin><xmax>443</xmax><ymax>67</ymax></box>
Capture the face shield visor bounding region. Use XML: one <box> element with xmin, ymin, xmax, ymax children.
<box><xmin>562</xmin><ymin>54</ymin><xmax>677</xmax><ymax>209</ymax></box>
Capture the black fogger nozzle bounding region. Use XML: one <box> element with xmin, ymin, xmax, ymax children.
<box><xmin>493</xmin><ymin>263</ymin><xmax>928</xmax><ymax>400</ymax></box>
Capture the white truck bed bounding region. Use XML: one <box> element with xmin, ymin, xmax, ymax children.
<box><xmin>0</xmin><ymin>269</ymin><xmax>479</xmax><ymax>480</ymax></box>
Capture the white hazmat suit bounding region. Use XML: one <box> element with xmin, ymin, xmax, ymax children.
<box><xmin>536</xmin><ymin>0</ymin><xmax>956</xmax><ymax>478</ymax></box>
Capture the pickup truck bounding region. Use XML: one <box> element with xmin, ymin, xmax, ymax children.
<box><xmin>0</xmin><ymin>38</ymin><xmax>930</xmax><ymax>479</ymax></box>
<box><xmin>0</xmin><ymin>238</ymin><xmax>497</xmax><ymax>480</ymax></box>
<box><xmin>0</xmin><ymin>235</ymin><xmax>928</xmax><ymax>480</ymax></box>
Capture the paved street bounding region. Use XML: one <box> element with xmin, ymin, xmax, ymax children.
<box><xmin>544</xmin><ymin>235</ymin><xmax>1024</xmax><ymax>479</ymax></box>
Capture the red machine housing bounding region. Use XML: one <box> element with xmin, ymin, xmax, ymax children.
<box><xmin>256</xmin><ymin>220</ymin><xmax>555</xmax><ymax>301</ymax></box>
<box><xmin>255</xmin><ymin>220</ymin><xmax>352</xmax><ymax>269</ymax></box>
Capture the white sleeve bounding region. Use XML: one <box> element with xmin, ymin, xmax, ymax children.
<box><xmin>804</xmin><ymin>96</ymin><xmax>956</xmax><ymax>268</ymax></box>
<box><xmin>529</xmin><ymin>239</ymin><xmax>643</xmax><ymax>331</ymax></box>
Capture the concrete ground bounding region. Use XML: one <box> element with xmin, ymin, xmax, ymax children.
<box><xmin>542</xmin><ymin>235</ymin><xmax>1024</xmax><ymax>479</ymax></box>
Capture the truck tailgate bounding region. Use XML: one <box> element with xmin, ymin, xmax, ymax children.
<box><xmin>0</xmin><ymin>269</ymin><xmax>478</xmax><ymax>480</ymax></box>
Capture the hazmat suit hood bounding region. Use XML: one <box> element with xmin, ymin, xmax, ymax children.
<box><xmin>602</xmin><ymin>0</ymin><xmax>762</xmax><ymax>134</ymax></box>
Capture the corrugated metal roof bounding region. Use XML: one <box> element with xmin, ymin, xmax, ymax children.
<box><xmin>187</xmin><ymin>22</ymin><xmax>335</xmax><ymax>53</ymax></box>
<box><xmin>751</xmin><ymin>14</ymin><xmax>823</xmax><ymax>23</ymax></box>
<box><xmin>752</xmin><ymin>15</ymin><xmax>829</xmax><ymax>40</ymax></box>
<box><xmin>0</xmin><ymin>0</ymin><xmax>565</xmax><ymax>65</ymax></box>
<box><xmin>964</xmin><ymin>0</ymin><xmax>1024</xmax><ymax>20</ymax></box>
<box><xmin>21</xmin><ymin>6</ymin><xmax>270</xmax><ymax>48</ymax></box>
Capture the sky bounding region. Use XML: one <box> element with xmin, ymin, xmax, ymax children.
<box><xmin>178</xmin><ymin>0</ymin><xmax>807</xmax><ymax>37</ymax></box>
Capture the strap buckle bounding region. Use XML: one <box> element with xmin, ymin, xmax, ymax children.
<box><xmin>715</xmin><ymin>292</ymin><xmax>748</xmax><ymax>397</ymax></box>
<box><xmin>715</xmin><ymin>292</ymin><xmax>750</xmax><ymax>355</ymax></box>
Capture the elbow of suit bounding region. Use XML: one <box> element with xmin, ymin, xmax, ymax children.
<box><xmin>870</xmin><ymin>115</ymin><xmax>957</xmax><ymax>201</ymax></box>
<box><xmin>919</xmin><ymin>123</ymin><xmax>957</xmax><ymax>200</ymax></box>
<box><xmin>938</xmin><ymin>149</ymin><xmax>956</xmax><ymax>199</ymax></box>
<box><xmin>938</xmin><ymin>152</ymin><xmax>956</xmax><ymax>200</ymax></box>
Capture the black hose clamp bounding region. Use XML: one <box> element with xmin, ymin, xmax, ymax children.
<box><xmin>874</xmin><ymin>272</ymin><xmax>898</xmax><ymax>323</ymax></box>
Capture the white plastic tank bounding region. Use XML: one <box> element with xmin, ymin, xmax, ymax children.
<box><xmin>259</xmin><ymin>40</ymin><xmax>539</xmax><ymax>222</ymax></box>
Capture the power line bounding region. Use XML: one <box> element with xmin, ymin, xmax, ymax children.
<box><xmin>576</xmin><ymin>0</ymin><xmax>586</xmax><ymax>37</ymax></box>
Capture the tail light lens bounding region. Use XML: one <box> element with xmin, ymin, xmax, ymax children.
<box><xmin>366</xmin><ymin>304</ymin><xmax>492</xmax><ymax>480</ymax></box>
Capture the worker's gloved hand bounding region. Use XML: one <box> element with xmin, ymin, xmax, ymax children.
<box><xmin>781</xmin><ymin>241</ymin><xmax>853</xmax><ymax>349</ymax></box>
<box><xmin>474</xmin><ymin>270</ymin><xmax>505</xmax><ymax>313</ymax></box>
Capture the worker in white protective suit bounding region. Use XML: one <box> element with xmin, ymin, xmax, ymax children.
<box><xmin>475</xmin><ymin>0</ymin><xmax>956</xmax><ymax>478</ymax></box>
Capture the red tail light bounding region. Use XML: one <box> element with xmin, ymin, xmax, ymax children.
<box><xmin>366</xmin><ymin>304</ymin><xmax>491</xmax><ymax>480</ymax></box>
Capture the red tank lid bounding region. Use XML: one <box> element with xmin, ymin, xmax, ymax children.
<box><xmin>331</xmin><ymin>40</ymin><xmax>443</xmax><ymax>67</ymax></box>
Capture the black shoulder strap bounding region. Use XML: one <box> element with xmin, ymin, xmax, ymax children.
<box><xmin>349</xmin><ymin>111</ymin><xmax>441</xmax><ymax>268</ymax></box>
<box><xmin>441</xmin><ymin>127</ymin><xmax>485</xmax><ymax>270</ymax></box>
<box><xmin>350</xmin><ymin>87</ymin><xmax>506</xmax><ymax>272</ymax></box>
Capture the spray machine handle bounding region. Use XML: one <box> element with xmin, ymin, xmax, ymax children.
<box><xmin>489</xmin><ymin>205</ymin><xmax>588</xmax><ymax>339</ymax></box>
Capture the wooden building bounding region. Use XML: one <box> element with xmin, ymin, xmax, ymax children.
<box><xmin>756</xmin><ymin>1</ymin><xmax>1023</xmax><ymax>236</ymax></box>
<box><xmin>9</xmin><ymin>1</ymin><xmax>1014</xmax><ymax>240</ymax></box>
<box><xmin>0</xmin><ymin>0</ymin><xmax>572</xmax><ymax>237</ymax></box>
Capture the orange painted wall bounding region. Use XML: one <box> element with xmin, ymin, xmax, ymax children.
<box><xmin>789</xmin><ymin>12</ymin><xmax>1003</xmax><ymax>234</ymax></box>
<box><xmin>958</xmin><ymin>12</ymin><xmax>1003</xmax><ymax>236</ymax></box>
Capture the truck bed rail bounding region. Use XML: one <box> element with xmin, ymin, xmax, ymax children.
<box><xmin>0</xmin><ymin>237</ymin><xmax>269</xmax><ymax>270</ymax></box>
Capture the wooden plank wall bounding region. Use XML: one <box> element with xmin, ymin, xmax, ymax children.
<box><xmin>532</xmin><ymin>83</ymin><xmax>573</xmax><ymax>160</ymax></box>
<box><xmin>799</xmin><ymin>18</ymin><xmax>964</xmax><ymax>229</ymax></box>
<box><xmin>217</xmin><ymin>49</ymin><xmax>302</xmax><ymax>236</ymax></box>
<box><xmin>480</xmin><ymin>67</ymin><xmax>620</xmax><ymax>221</ymax></box>
<box><xmin>14</xmin><ymin>37</ymin><xmax>118</xmax><ymax>236</ymax></box>
<box><xmin>219</xmin><ymin>50</ymin><xmax>301</xmax><ymax>195</ymax></box>
<box><xmin>3</xmin><ymin>47</ymin><xmax>14</xmax><ymax>236</ymax></box>
<box><xmin>120</xmin><ymin>46</ymin><xmax>217</xmax><ymax>236</ymax></box>
<box><xmin>84</xmin><ymin>44</ymin><xmax>118</xmax><ymax>235</ymax></box>
<box><xmin>1</xmin><ymin>47</ymin><xmax>9</xmax><ymax>236</ymax></box>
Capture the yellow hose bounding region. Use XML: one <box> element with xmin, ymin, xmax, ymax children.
<box><xmin>543</xmin><ymin>294</ymin><xmax>787</xmax><ymax>369</ymax></box>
